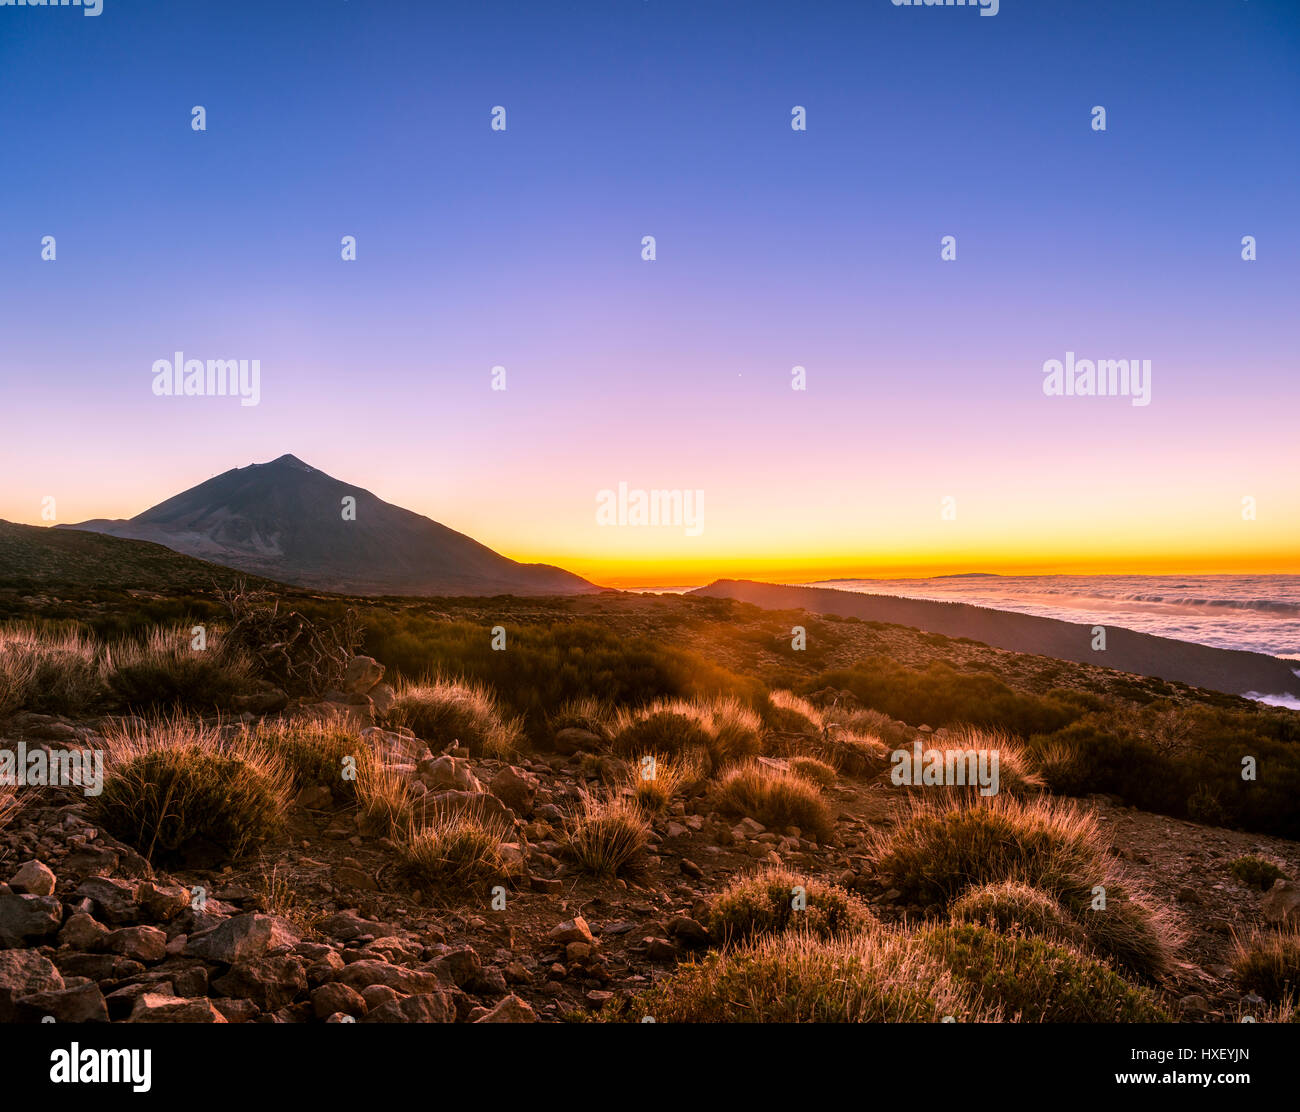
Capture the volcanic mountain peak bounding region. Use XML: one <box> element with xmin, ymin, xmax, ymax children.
<box><xmin>62</xmin><ymin>455</ymin><xmax>597</xmax><ymax>598</ymax></box>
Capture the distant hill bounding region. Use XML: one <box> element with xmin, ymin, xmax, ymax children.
<box><xmin>693</xmin><ymin>579</ymin><xmax>1300</xmax><ymax>701</ymax></box>
<box><xmin>0</xmin><ymin>519</ymin><xmax>282</xmax><ymax>593</ymax></box>
<box><xmin>58</xmin><ymin>454</ymin><xmax>598</xmax><ymax>598</ymax></box>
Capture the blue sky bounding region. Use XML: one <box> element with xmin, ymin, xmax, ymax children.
<box><xmin>1</xmin><ymin>0</ymin><xmax>1297</xmax><ymax>582</ymax></box>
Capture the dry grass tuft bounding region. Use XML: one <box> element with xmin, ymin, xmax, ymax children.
<box><xmin>1233</xmin><ymin>929</ymin><xmax>1300</xmax><ymax>1003</ymax></box>
<box><xmin>563</xmin><ymin>791</ymin><xmax>650</xmax><ymax>876</ymax></box>
<box><xmin>92</xmin><ymin>717</ymin><xmax>289</xmax><ymax>864</ymax></box>
<box><xmin>712</xmin><ymin>761</ymin><xmax>834</xmax><ymax>841</ymax></box>
<box><xmin>384</xmin><ymin>673</ymin><xmax>524</xmax><ymax>758</ymax></box>
<box><xmin>707</xmin><ymin>866</ymin><xmax>874</xmax><ymax>946</ymax></box>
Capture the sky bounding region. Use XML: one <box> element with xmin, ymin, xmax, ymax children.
<box><xmin>1</xmin><ymin>0</ymin><xmax>1297</xmax><ymax>588</ymax></box>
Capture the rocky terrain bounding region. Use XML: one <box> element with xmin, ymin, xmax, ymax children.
<box><xmin>2</xmin><ymin>656</ymin><xmax>1298</xmax><ymax>1025</ymax></box>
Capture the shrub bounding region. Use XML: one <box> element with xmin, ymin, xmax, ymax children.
<box><xmin>811</xmin><ymin>658</ymin><xmax>1087</xmax><ymax>738</ymax></box>
<box><xmin>106</xmin><ymin>627</ymin><xmax>255</xmax><ymax>712</ymax></box>
<box><xmin>610</xmin><ymin>697</ymin><xmax>760</xmax><ymax>771</ymax></box>
<box><xmin>949</xmin><ymin>882</ymin><xmax>1079</xmax><ymax>944</ymax></box>
<box><xmin>789</xmin><ymin>756</ymin><xmax>837</xmax><ymax>789</ymax></box>
<box><xmin>921</xmin><ymin>923</ymin><xmax>1169</xmax><ymax>1022</ymax></box>
<box><xmin>712</xmin><ymin>762</ymin><xmax>834</xmax><ymax>842</ymax></box>
<box><xmin>563</xmin><ymin>792</ymin><xmax>650</xmax><ymax>876</ymax></box>
<box><xmin>625</xmin><ymin>752</ymin><xmax>700</xmax><ymax>813</ymax></box>
<box><xmin>870</xmin><ymin>794</ymin><xmax>1113</xmax><ymax>909</ymax></box>
<box><xmin>610</xmin><ymin>705</ymin><xmax>713</xmax><ymax>763</ymax></box>
<box><xmin>707</xmin><ymin>867</ymin><xmax>873</xmax><ymax>945</ymax></box>
<box><xmin>1233</xmin><ymin>930</ymin><xmax>1300</xmax><ymax>1003</ymax></box>
<box><xmin>826</xmin><ymin>706</ymin><xmax>911</xmax><ymax>749</ymax></box>
<box><xmin>869</xmin><ymin>795</ymin><xmax>1175</xmax><ymax>979</ymax></box>
<box><xmin>1230</xmin><ymin>855</ymin><xmax>1288</xmax><ymax>891</ymax></box>
<box><xmin>400</xmin><ymin>811</ymin><xmax>514</xmax><ymax>890</ymax></box>
<box><xmin>218</xmin><ymin>586</ymin><xmax>361</xmax><ymax>697</ymax></box>
<box><xmin>244</xmin><ymin>718</ymin><xmax>361</xmax><ymax>802</ymax></box>
<box><xmin>759</xmin><ymin>690</ymin><xmax>823</xmax><ymax>737</ymax></box>
<box><xmin>0</xmin><ymin>624</ymin><xmax>103</xmax><ymax>716</ymax></box>
<box><xmin>547</xmin><ymin>696</ymin><xmax>614</xmax><ymax>742</ymax></box>
<box><xmin>705</xmin><ymin>697</ymin><xmax>764</xmax><ymax>766</ymax></box>
<box><xmin>609</xmin><ymin>931</ymin><xmax>993</xmax><ymax>1023</ymax></box>
<box><xmin>384</xmin><ymin>674</ymin><xmax>524</xmax><ymax>758</ymax></box>
<box><xmin>92</xmin><ymin>718</ymin><xmax>289</xmax><ymax>865</ymax></box>
<box><xmin>913</xmin><ymin>725</ymin><xmax>1045</xmax><ymax>798</ymax></box>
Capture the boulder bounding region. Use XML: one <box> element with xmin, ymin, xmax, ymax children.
<box><xmin>334</xmin><ymin>960</ymin><xmax>442</xmax><ymax>995</ymax></box>
<box><xmin>104</xmin><ymin>926</ymin><xmax>167</xmax><ymax>964</ymax></box>
<box><xmin>9</xmin><ymin>860</ymin><xmax>56</xmax><ymax>897</ymax></box>
<box><xmin>425</xmin><ymin>790</ymin><xmax>515</xmax><ymax>826</ymax></box>
<box><xmin>185</xmin><ymin>913</ymin><xmax>300</xmax><ymax>965</ymax></box>
<box><xmin>473</xmin><ymin>993</ymin><xmax>537</xmax><ymax>1023</ymax></box>
<box><xmin>364</xmin><ymin>992</ymin><xmax>455</xmax><ymax>1023</ymax></box>
<box><xmin>0</xmin><ymin>887</ymin><xmax>62</xmax><ymax>947</ymax></box>
<box><xmin>73</xmin><ymin>877</ymin><xmax>139</xmax><ymax>925</ymax></box>
<box><xmin>490</xmin><ymin>766</ymin><xmax>539</xmax><ymax>814</ymax></box>
<box><xmin>15</xmin><ymin>982</ymin><xmax>109</xmax><ymax>1023</ymax></box>
<box><xmin>311</xmin><ymin>982</ymin><xmax>367</xmax><ymax>1019</ymax></box>
<box><xmin>127</xmin><ymin>993</ymin><xmax>226</xmax><ymax>1023</ymax></box>
<box><xmin>344</xmin><ymin>656</ymin><xmax>385</xmax><ymax>695</ymax></box>
<box><xmin>1261</xmin><ymin>880</ymin><xmax>1300</xmax><ymax>927</ymax></box>
<box><xmin>548</xmin><ymin>917</ymin><xmax>597</xmax><ymax>947</ymax></box>
<box><xmin>551</xmin><ymin>728</ymin><xmax>604</xmax><ymax>755</ymax></box>
<box><xmin>211</xmin><ymin>954</ymin><xmax>307</xmax><ymax>1011</ymax></box>
<box><xmin>417</xmin><ymin>755</ymin><xmax>482</xmax><ymax>793</ymax></box>
<box><xmin>58</xmin><ymin>911</ymin><xmax>109</xmax><ymax>951</ymax></box>
<box><xmin>0</xmin><ymin>950</ymin><xmax>65</xmax><ymax>1022</ymax></box>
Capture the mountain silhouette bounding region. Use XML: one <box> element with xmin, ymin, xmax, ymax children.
<box><xmin>61</xmin><ymin>454</ymin><xmax>598</xmax><ymax>597</ymax></box>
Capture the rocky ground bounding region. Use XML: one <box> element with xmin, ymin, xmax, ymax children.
<box><xmin>2</xmin><ymin>685</ymin><xmax>1298</xmax><ymax>1025</ymax></box>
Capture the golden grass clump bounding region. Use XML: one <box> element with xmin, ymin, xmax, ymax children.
<box><xmin>707</xmin><ymin>866</ymin><xmax>874</xmax><ymax>946</ymax></box>
<box><xmin>609</xmin><ymin>930</ymin><xmax>995</xmax><ymax>1023</ymax></box>
<box><xmin>563</xmin><ymin>791</ymin><xmax>650</xmax><ymax>876</ymax></box>
<box><xmin>888</xmin><ymin>726</ymin><xmax>1045</xmax><ymax>799</ymax></box>
<box><xmin>788</xmin><ymin>756</ymin><xmax>837</xmax><ymax>789</ymax></box>
<box><xmin>91</xmin><ymin>717</ymin><xmax>289</xmax><ymax>864</ymax></box>
<box><xmin>355</xmin><ymin>753</ymin><xmax>419</xmax><ymax>836</ymax></box>
<box><xmin>712</xmin><ymin>761</ymin><xmax>834</xmax><ymax>842</ymax></box>
<box><xmin>548</xmin><ymin>696</ymin><xmax>614</xmax><ymax>742</ymax></box>
<box><xmin>949</xmin><ymin>881</ymin><xmax>1079</xmax><ymax>944</ymax></box>
<box><xmin>243</xmin><ymin>717</ymin><xmax>363</xmax><ymax>801</ymax></box>
<box><xmin>105</xmin><ymin>626</ymin><xmax>255</xmax><ymax>712</ymax></box>
<box><xmin>0</xmin><ymin>623</ymin><xmax>104</xmax><ymax>716</ymax></box>
<box><xmin>1233</xmin><ymin>929</ymin><xmax>1300</xmax><ymax>1003</ymax></box>
<box><xmin>611</xmin><ymin>696</ymin><xmax>763</xmax><ymax>771</ymax></box>
<box><xmin>399</xmin><ymin>810</ymin><xmax>515</xmax><ymax>890</ymax></box>
<box><xmin>869</xmin><ymin>794</ymin><xmax>1176</xmax><ymax>980</ymax></box>
<box><xmin>384</xmin><ymin>674</ymin><xmax>524</xmax><ymax>758</ymax></box>
<box><xmin>624</xmin><ymin>752</ymin><xmax>701</xmax><ymax>813</ymax></box>
<box><xmin>762</xmin><ymin>690</ymin><xmax>824</xmax><ymax>735</ymax></box>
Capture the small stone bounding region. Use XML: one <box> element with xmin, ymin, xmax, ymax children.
<box><xmin>128</xmin><ymin>993</ymin><xmax>226</xmax><ymax>1023</ymax></box>
<box><xmin>548</xmin><ymin>917</ymin><xmax>596</xmax><ymax>946</ymax></box>
<box><xmin>105</xmin><ymin>926</ymin><xmax>167</xmax><ymax>963</ymax></box>
<box><xmin>473</xmin><ymin>993</ymin><xmax>537</xmax><ymax>1022</ymax></box>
